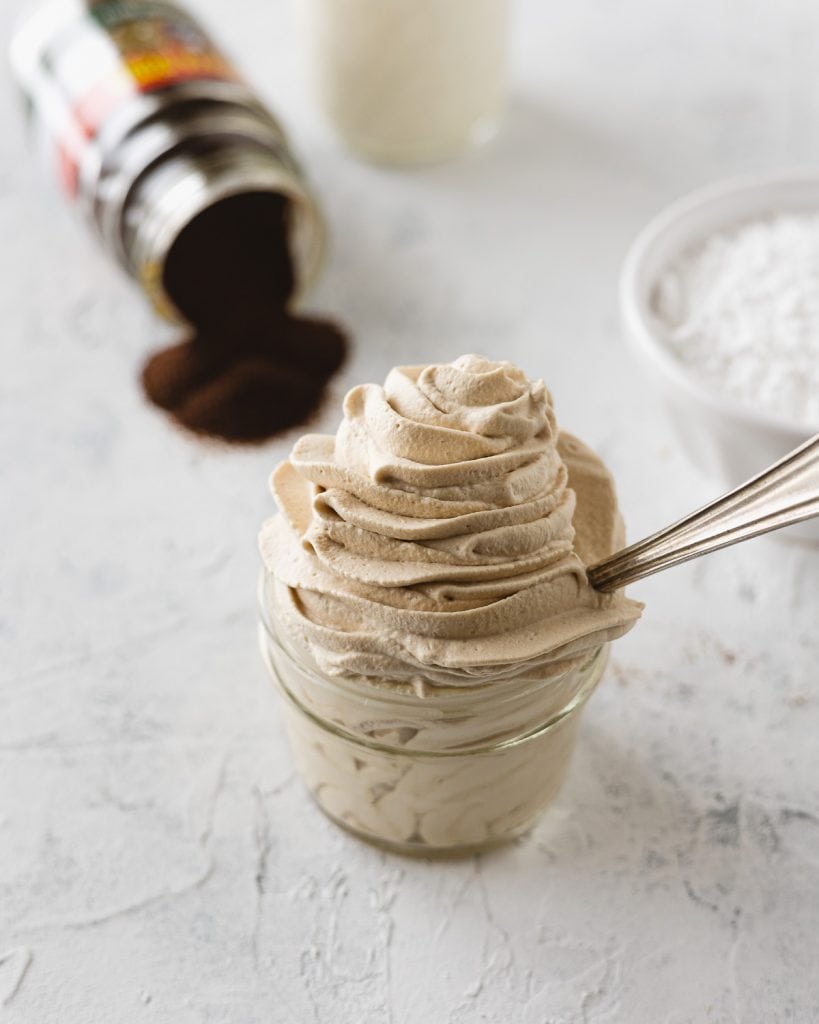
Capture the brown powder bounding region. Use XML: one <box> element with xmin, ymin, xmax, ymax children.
<box><xmin>141</xmin><ymin>191</ymin><xmax>346</xmax><ymax>444</ymax></box>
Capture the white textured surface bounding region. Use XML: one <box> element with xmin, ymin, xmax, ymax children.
<box><xmin>2</xmin><ymin>0</ymin><xmax>819</xmax><ymax>1021</ymax></box>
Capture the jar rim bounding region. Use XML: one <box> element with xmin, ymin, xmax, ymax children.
<box><xmin>257</xmin><ymin>571</ymin><xmax>603</xmax><ymax>702</ymax></box>
<box><xmin>128</xmin><ymin>143</ymin><xmax>325</xmax><ymax>322</ymax></box>
<box><xmin>260</xmin><ymin>623</ymin><xmax>606</xmax><ymax>758</ymax></box>
<box><xmin>258</xmin><ymin>573</ymin><xmax>608</xmax><ymax>757</ymax></box>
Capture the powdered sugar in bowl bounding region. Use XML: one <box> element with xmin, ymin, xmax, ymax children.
<box><xmin>620</xmin><ymin>173</ymin><xmax>819</xmax><ymax>543</ymax></box>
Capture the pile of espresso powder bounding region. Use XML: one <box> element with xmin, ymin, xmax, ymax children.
<box><xmin>142</xmin><ymin>192</ymin><xmax>346</xmax><ymax>443</ymax></box>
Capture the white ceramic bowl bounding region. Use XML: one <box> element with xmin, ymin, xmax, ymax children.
<box><xmin>620</xmin><ymin>173</ymin><xmax>819</xmax><ymax>544</ymax></box>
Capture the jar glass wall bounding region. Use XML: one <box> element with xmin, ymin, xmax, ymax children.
<box><xmin>259</xmin><ymin>575</ymin><xmax>608</xmax><ymax>855</ymax></box>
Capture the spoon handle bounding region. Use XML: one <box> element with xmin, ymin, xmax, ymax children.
<box><xmin>587</xmin><ymin>433</ymin><xmax>819</xmax><ymax>593</ymax></box>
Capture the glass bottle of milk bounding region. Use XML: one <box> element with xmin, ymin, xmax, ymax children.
<box><xmin>305</xmin><ymin>0</ymin><xmax>509</xmax><ymax>164</ymax></box>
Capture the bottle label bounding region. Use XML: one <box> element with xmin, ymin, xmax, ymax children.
<box><xmin>88</xmin><ymin>1</ymin><xmax>238</xmax><ymax>93</ymax></box>
<box><xmin>12</xmin><ymin>0</ymin><xmax>243</xmax><ymax>198</ymax></box>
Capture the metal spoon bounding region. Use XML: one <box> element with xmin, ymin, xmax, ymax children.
<box><xmin>587</xmin><ymin>433</ymin><xmax>819</xmax><ymax>593</ymax></box>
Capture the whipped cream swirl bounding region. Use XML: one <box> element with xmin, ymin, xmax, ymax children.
<box><xmin>260</xmin><ymin>355</ymin><xmax>641</xmax><ymax>688</ymax></box>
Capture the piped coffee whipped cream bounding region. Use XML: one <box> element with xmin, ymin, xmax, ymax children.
<box><xmin>260</xmin><ymin>355</ymin><xmax>641</xmax><ymax>688</ymax></box>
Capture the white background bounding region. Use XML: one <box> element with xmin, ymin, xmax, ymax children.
<box><xmin>1</xmin><ymin>0</ymin><xmax>818</xmax><ymax>1021</ymax></box>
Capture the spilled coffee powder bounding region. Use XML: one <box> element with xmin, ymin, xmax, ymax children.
<box><xmin>142</xmin><ymin>192</ymin><xmax>346</xmax><ymax>443</ymax></box>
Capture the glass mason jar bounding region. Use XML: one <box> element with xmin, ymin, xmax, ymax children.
<box><xmin>259</xmin><ymin>575</ymin><xmax>608</xmax><ymax>856</ymax></box>
<box><xmin>303</xmin><ymin>0</ymin><xmax>509</xmax><ymax>165</ymax></box>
